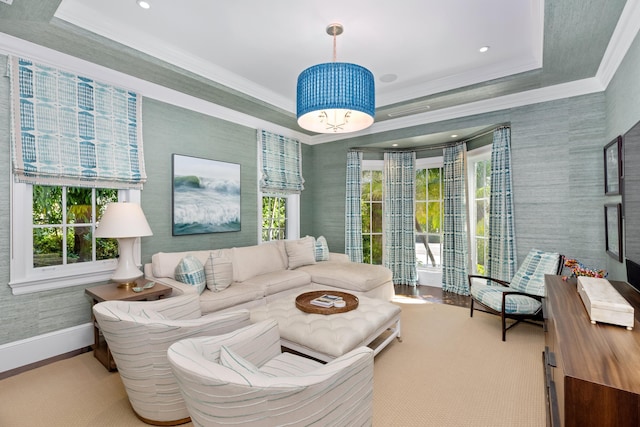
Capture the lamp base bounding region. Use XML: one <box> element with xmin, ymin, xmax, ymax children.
<box><xmin>116</xmin><ymin>281</ymin><xmax>138</xmax><ymax>289</ymax></box>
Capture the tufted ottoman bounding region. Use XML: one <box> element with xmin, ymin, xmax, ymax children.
<box><xmin>250</xmin><ymin>292</ymin><xmax>401</xmax><ymax>362</ymax></box>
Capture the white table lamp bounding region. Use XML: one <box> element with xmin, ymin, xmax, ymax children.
<box><xmin>95</xmin><ymin>202</ymin><xmax>153</xmax><ymax>287</ymax></box>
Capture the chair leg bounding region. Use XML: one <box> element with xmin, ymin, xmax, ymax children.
<box><xmin>501</xmin><ymin>311</ymin><xmax>507</xmax><ymax>341</ymax></box>
<box><xmin>470</xmin><ymin>298</ymin><xmax>474</xmax><ymax>317</ymax></box>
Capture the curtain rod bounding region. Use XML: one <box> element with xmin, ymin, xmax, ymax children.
<box><xmin>350</xmin><ymin>124</ymin><xmax>509</xmax><ymax>153</ymax></box>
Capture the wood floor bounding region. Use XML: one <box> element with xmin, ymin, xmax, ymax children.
<box><xmin>394</xmin><ymin>284</ymin><xmax>471</xmax><ymax>308</ymax></box>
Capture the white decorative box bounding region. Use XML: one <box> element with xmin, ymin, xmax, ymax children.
<box><xmin>577</xmin><ymin>277</ymin><xmax>634</xmax><ymax>330</ymax></box>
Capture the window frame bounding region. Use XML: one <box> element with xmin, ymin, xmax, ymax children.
<box><xmin>415</xmin><ymin>157</ymin><xmax>445</xmax><ymax>270</ymax></box>
<box><xmin>467</xmin><ymin>144</ymin><xmax>492</xmax><ymax>275</ymax></box>
<box><xmin>9</xmin><ymin>180</ymin><xmax>141</xmax><ymax>295</ymax></box>
<box><xmin>259</xmin><ymin>193</ymin><xmax>300</xmax><ymax>242</ymax></box>
<box><xmin>361</xmin><ymin>160</ymin><xmax>384</xmax><ymax>265</ymax></box>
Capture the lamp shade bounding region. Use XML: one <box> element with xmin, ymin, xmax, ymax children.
<box><xmin>296</xmin><ymin>62</ymin><xmax>375</xmax><ymax>133</ymax></box>
<box><xmin>95</xmin><ymin>202</ymin><xmax>153</xmax><ymax>238</ymax></box>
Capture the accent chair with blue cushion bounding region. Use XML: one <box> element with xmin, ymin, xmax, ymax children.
<box><xmin>468</xmin><ymin>249</ymin><xmax>564</xmax><ymax>341</ymax></box>
<box><xmin>167</xmin><ymin>319</ymin><xmax>374</xmax><ymax>427</ymax></box>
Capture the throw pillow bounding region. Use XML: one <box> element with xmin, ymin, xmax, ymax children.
<box><xmin>315</xmin><ymin>235</ymin><xmax>329</xmax><ymax>261</ymax></box>
<box><xmin>174</xmin><ymin>255</ymin><xmax>206</xmax><ymax>294</ymax></box>
<box><xmin>285</xmin><ymin>236</ymin><xmax>316</xmax><ymax>269</ymax></box>
<box><xmin>219</xmin><ymin>345</ymin><xmax>261</xmax><ymax>374</ymax></box>
<box><xmin>205</xmin><ymin>250</ymin><xmax>233</xmax><ymax>292</ymax></box>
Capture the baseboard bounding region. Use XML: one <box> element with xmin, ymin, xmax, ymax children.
<box><xmin>0</xmin><ymin>323</ymin><xmax>93</xmax><ymax>374</ymax></box>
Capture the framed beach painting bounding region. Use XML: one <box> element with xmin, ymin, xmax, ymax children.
<box><xmin>172</xmin><ymin>154</ymin><xmax>241</xmax><ymax>235</ymax></box>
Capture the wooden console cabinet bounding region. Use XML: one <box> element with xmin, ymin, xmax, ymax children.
<box><xmin>543</xmin><ymin>275</ymin><xmax>640</xmax><ymax>427</ymax></box>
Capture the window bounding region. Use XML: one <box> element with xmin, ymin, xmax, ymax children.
<box><xmin>32</xmin><ymin>186</ymin><xmax>118</xmax><ymax>267</ymax></box>
<box><xmin>468</xmin><ymin>148</ymin><xmax>492</xmax><ymax>275</ymax></box>
<box><xmin>415</xmin><ymin>158</ymin><xmax>444</xmax><ymax>268</ymax></box>
<box><xmin>261</xmin><ymin>196</ymin><xmax>287</xmax><ymax>241</ymax></box>
<box><xmin>360</xmin><ymin>146</ymin><xmax>490</xmax><ymax>276</ymax></box>
<box><xmin>10</xmin><ymin>182</ymin><xmax>138</xmax><ymax>295</ymax></box>
<box><xmin>259</xmin><ymin>194</ymin><xmax>300</xmax><ymax>242</ymax></box>
<box><xmin>361</xmin><ymin>163</ymin><xmax>383</xmax><ymax>264</ymax></box>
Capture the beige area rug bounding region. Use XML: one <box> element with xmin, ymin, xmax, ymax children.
<box><xmin>0</xmin><ymin>301</ymin><xmax>545</xmax><ymax>427</ymax></box>
<box><xmin>374</xmin><ymin>301</ymin><xmax>545</xmax><ymax>427</ymax></box>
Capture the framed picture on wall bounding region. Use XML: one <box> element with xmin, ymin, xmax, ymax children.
<box><xmin>605</xmin><ymin>203</ymin><xmax>623</xmax><ymax>262</ymax></box>
<box><xmin>172</xmin><ymin>154</ymin><xmax>241</xmax><ymax>235</ymax></box>
<box><xmin>604</xmin><ymin>135</ymin><xmax>622</xmax><ymax>195</ymax></box>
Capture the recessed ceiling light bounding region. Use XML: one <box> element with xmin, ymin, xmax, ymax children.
<box><xmin>380</xmin><ymin>74</ymin><xmax>398</xmax><ymax>83</ymax></box>
<box><xmin>479</xmin><ymin>46</ymin><xmax>489</xmax><ymax>53</ymax></box>
<box><xmin>137</xmin><ymin>0</ymin><xmax>151</xmax><ymax>9</ymax></box>
<box><xmin>451</xmin><ymin>134</ymin><xmax>458</xmax><ymax>138</ymax></box>
<box><xmin>392</xmin><ymin>143</ymin><xmax>399</xmax><ymax>147</ymax></box>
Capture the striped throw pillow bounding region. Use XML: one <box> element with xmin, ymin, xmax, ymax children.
<box><xmin>315</xmin><ymin>236</ymin><xmax>329</xmax><ymax>261</ymax></box>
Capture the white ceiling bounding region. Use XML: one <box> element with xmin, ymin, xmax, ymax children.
<box><xmin>54</xmin><ymin>0</ymin><xmax>543</xmax><ymax>115</ymax></box>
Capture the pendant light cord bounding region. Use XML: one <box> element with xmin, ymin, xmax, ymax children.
<box><xmin>332</xmin><ymin>27</ymin><xmax>337</xmax><ymax>62</ymax></box>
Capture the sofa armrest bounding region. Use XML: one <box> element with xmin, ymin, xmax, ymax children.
<box><xmin>327</xmin><ymin>252</ymin><xmax>350</xmax><ymax>263</ymax></box>
<box><xmin>145</xmin><ymin>265</ymin><xmax>195</xmax><ymax>297</ymax></box>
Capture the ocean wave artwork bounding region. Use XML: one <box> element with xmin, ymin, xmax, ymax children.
<box><xmin>172</xmin><ymin>155</ymin><xmax>241</xmax><ymax>235</ymax></box>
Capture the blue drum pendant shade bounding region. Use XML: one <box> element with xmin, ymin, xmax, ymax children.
<box><xmin>296</xmin><ymin>23</ymin><xmax>375</xmax><ymax>134</ymax></box>
<box><xmin>297</xmin><ymin>62</ymin><xmax>375</xmax><ymax>133</ymax></box>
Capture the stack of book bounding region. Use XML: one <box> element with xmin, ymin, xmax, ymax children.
<box><xmin>310</xmin><ymin>294</ymin><xmax>343</xmax><ymax>308</ymax></box>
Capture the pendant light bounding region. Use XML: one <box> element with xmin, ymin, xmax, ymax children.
<box><xmin>296</xmin><ymin>23</ymin><xmax>375</xmax><ymax>133</ymax></box>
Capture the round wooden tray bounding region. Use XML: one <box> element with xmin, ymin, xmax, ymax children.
<box><xmin>295</xmin><ymin>291</ymin><xmax>359</xmax><ymax>315</ymax></box>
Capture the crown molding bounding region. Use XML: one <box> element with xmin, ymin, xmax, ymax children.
<box><xmin>596</xmin><ymin>0</ymin><xmax>640</xmax><ymax>88</ymax></box>
<box><xmin>306</xmin><ymin>77</ymin><xmax>605</xmax><ymax>145</ymax></box>
<box><xmin>376</xmin><ymin>56</ymin><xmax>541</xmax><ymax>108</ymax></box>
<box><xmin>0</xmin><ymin>32</ymin><xmax>310</xmax><ymax>143</ymax></box>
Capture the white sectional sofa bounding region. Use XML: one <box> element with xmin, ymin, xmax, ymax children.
<box><xmin>144</xmin><ymin>237</ymin><xmax>394</xmax><ymax>315</ymax></box>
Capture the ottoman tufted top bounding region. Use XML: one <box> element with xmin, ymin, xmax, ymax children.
<box><xmin>250</xmin><ymin>292</ymin><xmax>401</xmax><ymax>359</ymax></box>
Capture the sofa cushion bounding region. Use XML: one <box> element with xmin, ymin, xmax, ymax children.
<box><xmin>205</xmin><ymin>250</ymin><xmax>233</xmax><ymax>292</ymax></box>
<box><xmin>242</xmin><ymin>269</ymin><xmax>311</xmax><ymax>297</ymax></box>
<box><xmin>314</xmin><ymin>236</ymin><xmax>329</xmax><ymax>262</ymax></box>
<box><xmin>232</xmin><ymin>242</ymin><xmax>287</xmax><ymax>282</ymax></box>
<box><xmin>198</xmin><ymin>283</ymin><xmax>265</xmax><ymax>313</ymax></box>
<box><xmin>152</xmin><ymin>250</ymin><xmax>210</xmax><ymax>279</ymax></box>
<box><xmin>174</xmin><ymin>255</ymin><xmax>206</xmax><ymax>294</ymax></box>
<box><xmin>285</xmin><ymin>237</ymin><xmax>316</xmax><ymax>269</ymax></box>
<box><xmin>297</xmin><ymin>261</ymin><xmax>392</xmax><ymax>292</ymax></box>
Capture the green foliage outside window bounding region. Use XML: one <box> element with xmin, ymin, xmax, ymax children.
<box><xmin>262</xmin><ymin>196</ymin><xmax>287</xmax><ymax>241</ymax></box>
<box><xmin>361</xmin><ymin>170</ymin><xmax>383</xmax><ymax>264</ymax></box>
<box><xmin>474</xmin><ymin>159</ymin><xmax>491</xmax><ymax>274</ymax></box>
<box><xmin>415</xmin><ymin>167</ymin><xmax>443</xmax><ymax>267</ymax></box>
<box><xmin>32</xmin><ymin>185</ymin><xmax>118</xmax><ymax>267</ymax></box>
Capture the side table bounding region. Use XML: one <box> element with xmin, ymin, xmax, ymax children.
<box><xmin>85</xmin><ymin>279</ymin><xmax>173</xmax><ymax>371</ymax></box>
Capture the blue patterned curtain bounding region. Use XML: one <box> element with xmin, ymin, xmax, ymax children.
<box><xmin>383</xmin><ymin>152</ymin><xmax>417</xmax><ymax>285</ymax></box>
<box><xmin>345</xmin><ymin>151</ymin><xmax>363</xmax><ymax>262</ymax></box>
<box><xmin>8</xmin><ymin>56</ymin><xmax>146</xmax><ymax>189</ymax></box>
<box><xmin>442</xmin><ymin>143</ymin><xmax>470</xmax><ymax>295</ymax></box>
<box><xmin>259</xmin><ymin>130</ymin><xmax>305</xmax><ymax>194</ymax></box>
<box><xmin>487</xmin><ymin>127</ymin><xmax>517</xmax><ymax>280</ymax></box>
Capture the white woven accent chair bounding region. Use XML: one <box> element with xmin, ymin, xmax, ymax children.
<box><xmin>92</xmin><ymin>294</ymin><xmax>251</xmax><ymax>425</ymax></box>
<box><xmin>167</xmin><ymin>319</ymin><xmax>374</xmax><ymax>427</ymax></box>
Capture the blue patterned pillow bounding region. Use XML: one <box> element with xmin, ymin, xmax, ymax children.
<box><xmin>315</xmin><ymin>236</ymin><xmax>329</xmax><ymax>261</ymax></box>
<box><xmin>174</xmin><ymin>255</ymin><xmax>206</xmax><ymax>294</ymax></box>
